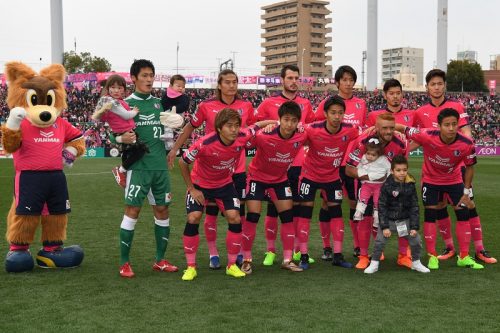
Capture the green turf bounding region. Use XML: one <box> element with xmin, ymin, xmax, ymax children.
<box><xmin>0</xmin><ymin>157</ymin><xmax>499</xmax><ymax>332</ymax></box>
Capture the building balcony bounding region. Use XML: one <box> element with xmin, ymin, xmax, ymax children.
<box><xmin>310</xmin><ymin>7</ymin><xmax>331</xmax><ymax>16</ymax></box>
<box><xmin>261</xmin><ymin>36</ymin><xmax>298</xmax><ymax>48</ymax></box>
<box><xmin>311</xmin><ymin>36</ymin><xmax>332</xmax><ymax>44</ymax></box>
<box><xmin>262</xmin><ymin>47</ymin><xmax>298</xmax><ymax>57</ymax></box>
<box><xmin>311</xmin><ymin>17</ymin><xmax>332</xmax><ymax>25</ymax></box>
<box><xmin>311</xmin><ymin>27</ymin><xmax>330</xmax><ymax>35</ymax></box>
<box><xmin>262</xmin><ymin>55</ymin><xmax>298</xmax><ymax>66</ymax></box>
<box><xmin>262</xmin><ymin>27</ymin><xmax>299</xmax><ymax>39</ymax></box>
<box><xmin>261</xmin><ymin>7</ymin><xmax>298</xmax><ymax>20</ymax></box>
<box><xmin>310</xmin><ymin>45</ymin><xmax>332</xmax><ymax>53</ymax></box>
<box><xmin>261</xmin><ymin>16</ymin><xmax>298</xmax><ymax>29</ymax></box>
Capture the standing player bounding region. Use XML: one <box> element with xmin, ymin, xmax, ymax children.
<box><xmin>365</xmin><ymin>79</ymin><xmax>416</xmax><ymax>265</ymax></box>
<box><xmin>254</xmin><ymin>64</ymin><xmax>315</xmax><ymax>266</ymax></box>
<box><xmin>167</xmin><ymin>69</ymin><xmax>255</xmax><ymax>270</ymax></box>
<box><xmin>346</xmin><ymin>113</ymin><xmax>407</xmax><ymax>269</ymax></box>
<box><xmin>296</xmin><ymin>96</ymin><xmax>359</xmax><ymax>269</ymax></box>
<box><xmin>178</xmin><ymin>109</ymin><xmax>275</xmax><ymax>280</ymax></box>
<box><xmin>399</xmin><ymin>108</ymin><xmax>484</xmax><ymax>270</ymax></box>
<box><xmin>316</xmin><ymin>66</ymin><xmax>368</xmax><ymax>260</ymax></box>
<box><xmin>116</xmin><ymin>59</ymin><xmax>177</xmax><ymax>278</ymax></box>
<box><xmin>241</xmin><ymin>101</ymin><xmax>307</xmax><ymax>274</ymax></box>
<box><xmin>414</xmin><ymin>69</ymin><xmax>496</xmax><ymax>264</ymax></box>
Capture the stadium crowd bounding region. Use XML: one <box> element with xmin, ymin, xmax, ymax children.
<box><xmin>0</xmin><ymin>84</ymin><xmax>498</xmax><ymax>147</ymax></box>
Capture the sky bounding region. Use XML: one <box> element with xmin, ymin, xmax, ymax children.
<box><xmin>1</xmin><ymin>0</ymin><xmax>499</xmax><ymax>84</ymax></box>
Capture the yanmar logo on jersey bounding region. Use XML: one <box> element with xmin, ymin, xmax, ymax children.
<box><xmin>136</xmin><ymin>114</ymin><xmax>160</xmax><ymax>126</ymax></box>
<box><xmin>214</xmin><ymin>158</ymin><xmax>235</xmax><ymax>170</ymax></box>
<box><xmin>318</xmin><ymin>146</ymin><xmax>343</xmax><ymax>158</ymax></box>
<box><xmin>342</xmin><ymin>113</ymin><xmax>359</xmax><ymax>125</ymax></box>
<box><xmin>34</xmin><ymin>131</ymin><xmax>60</xmax><ymax>143</ymax></box>
<box><xmin>428</xmin><ymin>154</ymin><xmax>452</xmax><ymax>167</ymax></box>
<box><xmin>268</xmin><ymin>152</ymin><xmax>293</xmax><ymax>163</ymax></box>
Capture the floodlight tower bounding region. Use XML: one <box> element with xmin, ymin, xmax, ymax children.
<box><xmin>367</xmin><ymin>0</ymin><xmax>378</xmax><ymax>91</ymax></box>
<box><xmin>50</xmin><ymin>0</ymin><xmax>64</xmax><ymax>64</ymax></box>
<box><xmin>437</xmin><ymin>0</ymin><xmax>448</xmax><ymax>71</ymax></box>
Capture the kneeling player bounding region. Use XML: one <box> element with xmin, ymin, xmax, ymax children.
<box><xmin>241</xmin><ymin>101</ymin><xmax>307</xmax><ymax>274</ymax></box>
<box><xmin>178</xmin><ymin>108</ymin><xmax>274</xmax><ymax>280</ymax></box>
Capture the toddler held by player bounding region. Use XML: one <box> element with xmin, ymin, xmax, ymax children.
<box><xmin>92</xmin><ymin>74</ymin><xmax>148</xmax><ymax>187</ymax></box>
<box><xmin>354</xmin><ymin>138</ymin><xmax>391</xmax><ymax>226</ymax></box>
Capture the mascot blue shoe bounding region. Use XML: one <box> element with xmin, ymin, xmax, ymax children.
<box><xmin>5</xmin><ymin>250</ymin><xmax>35</xmax><ymax>273</ymax></box>
<box><xmin>36</xmin><ymin>245</ymin><xmax>84</xmax><ymax>268</ymax></box>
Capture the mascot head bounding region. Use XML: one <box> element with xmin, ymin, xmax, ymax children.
<box><xmin>5</xmin><ymin>62</ymin><xmax>67</xmax><ymax>128</ymax></box>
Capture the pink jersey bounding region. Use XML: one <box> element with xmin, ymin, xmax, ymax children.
<box><xmin>190</xmin><ymin>97</ymin><xmax>255</xmax><ymax>174</ymax></box>
<box><xmin>100</xmin><ymin>97</ymin><xmax>135</xmax><ymax>133</ymax></box>
<box><xmin>316</xmin><ymin>95</ymin><xmax>367</xmax><ymax>127</ymax></box>
<box><xmin>347</xmin><ymin>131</ymin><xmax>407</xmax><ymax>168</ymax></box>
<box><xmin>405</xmin><ymin>127</ymin><xmax>476</xmax><ymax>185</ymax></box>
<box><xmin>247</xmin><ymin>127</ymin><xmax>307</xmax><ymax>183</ymax></box>
<box><xmin>182</xmin><ymin>126</ymin><xmax>259</xmax><ymax>189</ymax></box>
<box><xmin>13</xmin><ymin>118</ymin><xmax>83</xmax><ymax>171</ymax></box>
<box><xmin>365</xmin><ymin>107</ymin><xmax>416</xmax><ymax>127</ymax></box>
<box><xmin>256</xmin><ymin>93</ymin><xmax>314</xmax><ymax>167</ymax></box>
<box><xmin>301</xmin><ymin>121</ymin><xmax>359</xmax><ymax>182</ymax></box>
<box><xmin>255</xmin><ymin>93</ymin><xmax>314</xmax><ymax>124</ymax></box>
<box><xmin>415</xmin><ymin>99</ymin><xmax>469</xmax><ymax>129</ymax></box>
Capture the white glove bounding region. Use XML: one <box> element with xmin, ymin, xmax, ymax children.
<box><xmin>160</xmin><ymin>106</ymin><xmax>184</xmax><ymax>129</ymax></box>
<box><xmin>6</xmin><ymin>107</ymin><xmax>26</xmax><ymax>130</ymax></box>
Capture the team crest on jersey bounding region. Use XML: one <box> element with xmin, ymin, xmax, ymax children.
<box><xmin>235</xmin><ymin>147</ymin><xmax>241</xmax><ymax>152</ymax></box>
<box><xmin>293</xmin><ymin>142</ymin><xmax>300</xmax><ymax>148</ymax></box>
<box><xmin>236</xmin><ymin>108</ymin><xmax>243</xmax><ymax>115</ymax></box>
<box><xmin>392</xmin><ymin>191</ymin><xmax>399</xmax><ymax>197</ymax></box>
<box><xmin>299</xmin><ymin>104</ymin><xmax>304</xmax><ymax>110</ymax></box>
<box><xmin>154</xmin><ymin>103</ymin><xmax>161</xmax><ymax>109</ymax></box>
<box><xmin>53</xmin><ymin>123</ymin><xmax>58</xmax><ymax>129</ymax></box>
<box><xmin>353</xmin><ymin>148</ymin><xmax>360</xmax><ymax>156</ymax></box>
<box><xmin>387</xmin><ymin>151</ymin><xmax>394</xmax><ymax>158</ymax></box>
<box><xmin>404</xmin><ymin>115</ymin><xmax>409</xmax><ymax>122</ymax></box>
<box><xmin>355</xmin><ymin>103</ymin><xmax>361</xmax><ymax>109</ymax></box>
<box><xmin>454</xmin><ymin>150</ymin><xmax>461</xmax><ymax>157</ymax></box>
<box><xmin>342</xmin><ymin>135</ymin><xmax>348</xmax><ymax>142</ymax></box>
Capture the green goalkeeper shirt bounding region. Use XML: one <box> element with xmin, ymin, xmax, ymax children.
<box><xmin>125</xmin><ymin>92</ymin><xmax>166</xmax><ymax>171</ymax></box>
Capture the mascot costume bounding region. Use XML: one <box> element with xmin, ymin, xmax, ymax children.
<box><xmin>1</xmin><ymin>62</ymin><xmax>86</xmax><ymax>273</ymax></box>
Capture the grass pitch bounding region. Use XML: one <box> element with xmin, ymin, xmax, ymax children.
<box><xmin>0</xmin><ymin>157</ymin><xmax>499</xmax><ymax>332</ymax></box>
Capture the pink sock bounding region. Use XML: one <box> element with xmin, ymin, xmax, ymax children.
<box><xmin>469</xmin><ymin>216</ymin><xmax>484</xmax><ymax>252</ymax></box>
<box><xmin>319</xmin><ymin>222</ymin><xmax>331</xmax><ymax>248</ymax></box>
<box><xmin>423</xmin><ymin>222</ymin><xmax>437</xmax><ymax>256</ymax></box>
<box><xmin>183</xmin><ymin>235</ymin><xmax>199</xmax><ymax>267</ymax></box>
<box><xmin>281</xmin><ymin>222</ymin><xmax>295</xmax><ymax>262</ymax></box>
<box><xmin>10</xmin><ymin>244</ymin><xmax>29</xmax><ymax>251</ymax></box>
<box><xmin>297</xmin><ymin>217</ymin><xmax>310</xmax><ymax>254</ymax></box>
<box><xmin>437</xmin><ymin>217</ymin><xmax>455</xmax><ymax>250</ymax></box>
<box><xmin>204</xmin><ymin>214</ymin><xmax>218</xmax><ymax>257</ymax></box>
<box><xmin>226</xmin><ymin>230</ymin><xmax>242</xmax><ymax>267</ymax></box>
<box><xmin>398</xmin><ymin>237</ymin><xmax>409</xmax><ymax>255</ymax></box>
<box><xmin>456</xmin><ymin>221</ymin><xmax>471</xmax><ymax>259</ymax></box>
<box><xmin>264</xmin><ymin>216</ymin><xmax>278</xmax><ymax>253</ymax></box>
<box><xmin>331</xmin><ymin>218</ymin><xmax>344</xmax><ymax>253</ymax></box>
<box><xmin>241</xmin><ymin>221</ymin><xmax>257</xmax><ymax>260</ymax></box>
<box><xmin>358</xmin><ymin>218</ymin><xmax>371</xmax><ymax>256</ymax></box>
<box><xmin>293</xmin><ymin>216</ymin><xmax>300</xmax><ymax>252</ymax></box>
<box><xmin>350</xmin><ymin>220</ymin><xmax>359</xmax><ymax>248</ymax></box>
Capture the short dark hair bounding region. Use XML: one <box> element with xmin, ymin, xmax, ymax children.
<box><xmin>278</xmin><ymin>101</ymin><xmax>301</xmax><ymax>120</ymax></box>
<box><xmin>280</xmin><ymin>64</ymin><xmax>300</xmax><ymax>79</ymax></box>
<box><xmin>323</xmin><ymin>95</ymin><xmax>346</xmax><ymax>112</ymax></box>
<box><xmin>437</xmin><ymin>108</ymin><xmax>459</xmax><ymax>125</ymax></box>
<box><xmin>130</xmin><ymin>59</ymin><xmax>155</xmax><ymax>78</ymax></box>
<box><xmin>383</xmin><ymin>79</ymin><xmax>402</xmax><ymax>93</ymax></box>
<box><xmin>391</xmin><ymin>154</ymin><xmax>408</xmax><ymax>169</ymax></box>
<box><xmin>170</xmin><ymin>74</ymin><xmax>186</xmax><ymax>85</ymax></box>
<box><xmin>425</xmin><ymin>69</ymin><xmax>446</xmax><ymax>84</ymax></box>
<box><xmin>334</xmin><ymin>65</ymin><xmax>357</xmax><ymax>83</ymax></box>
<box><xmin>215</xmin><ymin>108</ymin><xmax>241</xmax><ymax>132</ymax></box>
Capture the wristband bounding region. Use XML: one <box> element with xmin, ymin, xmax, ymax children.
<box><xmin>463</xmin><ymin>188</ymin><xmax>471</xmax><ymax>196</ymax></box>
<box><xmin>116</xmin><ymin>135</ymin><xmax>123</xmax><ymax>143</ymax></box>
